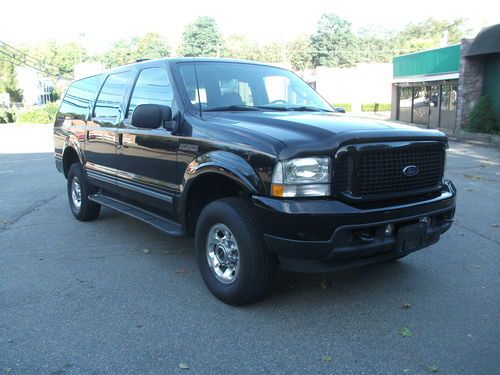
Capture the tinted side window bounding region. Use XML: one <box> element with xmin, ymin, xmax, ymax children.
<box><xmin>128</xmin><ymin>68</ymin><xmax>174</xmax><ymax>117</ymax></box>
<box><xmin>58</xmin><ymin>75</ymin><xmax>101</xmax><ymax>120</ymax></box>
<box><xmin>94</xmin><ymin>71</ymin><xmax>132</xmax><ymax>122</ymax></box>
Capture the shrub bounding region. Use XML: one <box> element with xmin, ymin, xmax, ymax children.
<box><xmin>466</xmin><ymin>96</ymin><xmax>499</xmax><ymax>134</ymax></box>
<box><xmin>0</xmin><ymin>109</ymin><xmax>9</xmax><ymax>123</ymax></box>
<box><xmin>361</xmin><ymin>103</ymin><xmax>391</xmax><ymax>112</ymax></box>
<box><xmin>44</xmin><ymin>102</ymin><xmax>59</xmax><ymax>121</ymax></box>
<box><xmin>331</xmin><ymin>103</ymin><xmax>352</xmax><ymax>112</ymax></box>
<box><xmin>18</xmin><ymin>108</ymin><xmax>51</xmax><ymax>124</ymax></box>
<box><xmin>0</xmin><ymin>108</ymin><xmax>17</xmax><ymax>123</ymax></box>
<box><xmin>17</xmin><ymin>102</ymin><xmax>58</xmax><ymax>124</ymax></box>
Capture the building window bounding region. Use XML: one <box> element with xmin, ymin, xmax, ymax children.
<box><xmin>412</xmin><ymin>85</ymin><xmax>430</xmax><ymax>126</ymax></box>
<box><xmin>398</xmin><ymin>86</ymin><xmax>412</xmax><ymax>123</ymax></box>
<box><xmin>439</xmin><ymin>84</ymin><xmax>458</xmax><ymax>129</ymax></box>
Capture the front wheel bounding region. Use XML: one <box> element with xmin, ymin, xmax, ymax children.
<box><xmin>67</xmin><ymin>163</ymin><xmax>101</xmax><ymax>221</ymax></box>
<box><xmin>195</xmin><ymin>198</ymin><xmax>276</xmax><ymax>305</ymax></box>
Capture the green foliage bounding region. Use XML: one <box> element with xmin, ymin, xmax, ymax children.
<box><xmin>332</xmin><ymin>103</ymin><xmax>352</xmax><ymax>112</ymax></box>
<box><xmin>356</xmin><ymin>25</ymin><xmax>398</xmax><ymax>63</ymax></box>
<box><xmin>104</xmin><ymin>39</ymin><xmax>135</xmax><ymax>67</ymax></box>
<box><xmin>25</xmin><ymin>40</ymin><xmax>85</xmax><ymax>76</ymax></box>
<box><xmin>0</xmin><ymin>108</ymin><xmax>17</xmax><ymax>123</ymax></box>
<box><xmin>288</xmin><ymin>35</ymin><xmax>313</xmax><ymax>71</ymax></box>
<box><xmin>258</xmin><ymin>42</ymin><xmax>286</xmax><ymax>64</ymax></box>
<box><xmin>361</xmin><ymin>103</ymin><xmax>391</xmax><ymax>112</ymax></box>
<box><xmin>311</xmin><ymin>14</ymin><xmax>358</xmax><ymax>68</ymax></box>
<box><xmin>104</xmin><ymin>33</ymin><xmax>170</xmax><ymax>68</ymax></box>
<box><xmin>178</xmin><ymin>16</ymin><xmax>221</xmax><ymax>57</ymax></box>
<box><xmin>17</xmin><ymin>102</ymin><xmax>58</xmax><ymax>124</ymax></box>
<box><xmin>221</xmin><ymin>34</ymin><xmax>262</xmax><ymax>61</ymax></box>
<box><xmin>0</xmin><ymin>60</ymin><xmax>22</xmax><ymax>102</ymax></box>
<box><xmin>394</xmin><ymin>18</ymin><xmax>471</xmax><ymax>55</ymax></box>
<box><xmin>466</xmin><ymin>96</ymin><xmax>499</xmax><ymax>134</ymax></box>
<box><xmin>399</xmin><ymin>327</ymin><xmax>413</xmax><ymax>337</ymax></box>
<box><xmin>43</xmin><ymin>102</ymin><xmax>59</xmax><ymax>120</ymax></box>
<box><xmin>135</xmin><ymin>32</ymin><xmax>170</xmax><ymax>60</ymax></box>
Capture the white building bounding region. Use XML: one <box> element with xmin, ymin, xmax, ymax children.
<box><xmin>298</xmin><ymin>63</ymin><xmax>393</xmax><ymax>112</ymax></box>
<box><xmin>15</xmin><ymin>67</ymin><xmax>53</xmax><ymax>105</ymax></box>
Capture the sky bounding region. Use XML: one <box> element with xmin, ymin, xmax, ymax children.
<box><xmin>1</xmin><ymin>0</ymin><xmax>499</xmax><ymax>54</ymax></box>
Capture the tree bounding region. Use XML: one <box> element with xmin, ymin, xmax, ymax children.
<box><xmin>310</xmin><ymin>13</ymin><xmax>358</xmax><ymax>68</ymax></box>
<box><xmin>221</xmin><ymin>34</ymin><xmax>261</xmax><ymax>61</ymax></box>
<box><xmin>393</xmin><ymin>18</ymin><xmax>471</xmax><ymax>55</ymax></box>
<box><xmin>26</xmin><ymin>40</ymin><xmax>85</xmax><ymax>76</ymax></box>
<box><xmin>257</xmin><ymin>41</ymin><xmax>285</xmax><ymax>64</ymax></box>
<box><xmin>135</xmin><ymin>32</ymin><xmax>170</xmax><ymax>59</ymax></box>
<box><xmin>0</xmin><ymin>60</ymin><xmax>22</xmax><ymax>102</ymax></box>
<box><xmin>104</xmin><ymin>38</ymin><xmax>136</xmax><ymax>67</ymax></box>
<box><xmin>355</xmin><ymin>26</ymin><xmax>397</xmax><ymax>63</ymax></box>
<box><xmin>288</xmin><ymin>35</ymin><xmax>314</xmax><ymax>71</ymax></box>
<box><xmin>103</xmin><ymin>33</ymin><xmax>170</xmax><ymax>68</ymax></box>
<box><xmin>178</xmin><ymin>16</ymin><xmax>221</xmax><ymax>57</ymax></box>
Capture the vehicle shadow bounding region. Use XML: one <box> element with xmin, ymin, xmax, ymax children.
<box><xmin>81</xmin><ymin>200</ymin><xmax>428</xmax><ymax>310</ymax></box>
<box><xmin>262</xmin><ymin>255</ymin><xmax>428</xmax><ymax>306</ymax></box>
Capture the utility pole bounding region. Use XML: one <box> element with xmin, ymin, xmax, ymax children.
<box><xmin>78</xmin><ymin>32</ymin><xmax>86</xmax><ymax>62</ymax></box>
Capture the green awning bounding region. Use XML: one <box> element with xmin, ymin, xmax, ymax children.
<box><xmin>393</xmin><ymin>45</ymin><xmax>460</xmax><ymax>78</ymax></box>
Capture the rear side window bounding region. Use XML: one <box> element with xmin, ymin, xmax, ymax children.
<box><xmin>94</xmin><ymin>71</ymin><xmax>132</xmax><ymax>122</ymax></box>
<box><xmin>58</xmin><ymin>75</ymin><xmax>101</xmax><ymax>120</ymax></box>
<box><xmin>128</xmin><ymin>68</ymin><xmax>174</xmax><ymax>117</ymax></box>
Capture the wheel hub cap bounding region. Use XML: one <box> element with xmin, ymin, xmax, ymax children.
<box><xmin>206</xmin><ymin>224</ymin><xmax>240</xmax><ymax>284</ymax></box>
<box><xmin>71</xmin><ymin>177</ymin><xmax>82</xmax><ymax>210</ymax></box>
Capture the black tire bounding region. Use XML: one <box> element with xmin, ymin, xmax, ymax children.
<box><xmin>67</xmin><ymin>163</ymin><xmax>100</xmax><ymax>221</ymax></box>
<box><xmin>195</xmin><ymin>197</ymin><xmax>276</xmax><ymax>305</ymax></box>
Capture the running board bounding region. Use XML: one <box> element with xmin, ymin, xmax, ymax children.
<box><xmin>89</xmin><ymin>194</ymin><xmax>185</xmax><ymax>237</ymax></box>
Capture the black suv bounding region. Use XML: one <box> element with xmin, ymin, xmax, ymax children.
<box><xmin>54</xmin><ymin>58</ymin><xmax>456</xmax><ymax>305</ymax></box>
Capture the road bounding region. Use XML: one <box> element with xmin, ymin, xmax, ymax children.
<box><xmin>1</xmin><ymin>125</ymin><xmax>499</xmax><ymax>374</ymax></box>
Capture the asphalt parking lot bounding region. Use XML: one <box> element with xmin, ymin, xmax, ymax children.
<box><xmin>1</xmin><ymin>125</ymin><xmax>499</xmax><ymax>375</ymax></box>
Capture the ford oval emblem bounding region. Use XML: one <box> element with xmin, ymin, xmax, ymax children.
<box><xmin>403</xmin><ymin>165</ymin><xmax>419</xmax><ymax>177</ymax></box>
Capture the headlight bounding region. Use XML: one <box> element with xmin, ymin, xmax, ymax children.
<box><xmin>271</xmin><ymin>157</ymin><xmax>331</xmax><ymax>197</ymax></box>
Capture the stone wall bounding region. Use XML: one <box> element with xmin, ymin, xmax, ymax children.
<box><xmin>456</xmin><ymin>39</ymin><xmax>484</xmax><ymax>129</ymax></box>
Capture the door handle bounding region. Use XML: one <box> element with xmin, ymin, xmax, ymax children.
<box><xmin>117</xmin><ymin>133</ymin><xmax>123</xmax><ymax>149</ymax></box>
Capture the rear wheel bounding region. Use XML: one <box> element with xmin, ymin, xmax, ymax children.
<box><xmin>67</xmin><ymin>163</ymin><xmax>100</xmax><ymax>221</ymax></box>
<box><xmin>195</xmin><ymin>197</ymin><xmax>276</xmax><ymax>305</ymax></box>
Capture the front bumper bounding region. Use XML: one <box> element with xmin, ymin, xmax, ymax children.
<box><xmin>252</xmin><ymin>181</ymin><xmax>456</xmax><ymax>273</ymax></box>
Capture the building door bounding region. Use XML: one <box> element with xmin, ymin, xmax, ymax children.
<box><xmin>397</xmin><ymin>87</ymin><xmax>412</xmax><ymax>122</ymax></box>
<box><xmin>429</xmin><ymin>85</ymin><xmax>440</xmax><ymax>128</ymax></box>
<box><xmin>440</xmin><ymin>84</ymin><xmax>458</xmax><ymax>130</ymax></box>
<box><xmin>412</xmin><ymin>85</ymin><xmax>430</xmax><ymax>126</ymax></box>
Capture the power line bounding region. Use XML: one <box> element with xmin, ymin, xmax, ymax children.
<box><xmin>0</xmin><ymin>40</ymin><xmax>72</xmax><ymax>74</ymax></box>
<box><xmin>0</xmin><ymin>48</ymin><xmax>73</xmax><ymax>80</ymax></box>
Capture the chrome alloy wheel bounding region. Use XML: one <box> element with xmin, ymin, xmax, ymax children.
<box><xmin>206</xmin><ymin>223</ymin><xmax>240</xmax><ymax>284</ymax></box>
<box><xmin>71</xmin><ymin>177</ymin><xmax>82</xmax><ymax>210</ymax></box>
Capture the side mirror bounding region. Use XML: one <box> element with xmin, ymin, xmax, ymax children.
<box><xmin>131</xmin><ymin>104</ymin><xmax>172</xmax><ymax>129</ymax></box>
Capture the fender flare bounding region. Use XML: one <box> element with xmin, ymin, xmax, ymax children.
<box><xmin>178</xmin><ymin>151</ymin><xmax>266</xmax><ymax>227</ymax></box>
<box><xmin>61</xmin><ymin>136</ymin><xmax>85</xmax><ymax>176</ymax></box>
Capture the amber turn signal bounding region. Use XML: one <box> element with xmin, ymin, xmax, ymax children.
<box><xmin>271</xmin><ymin>184</ymin><xmax>284</xmax><ymax>197</ymax></box>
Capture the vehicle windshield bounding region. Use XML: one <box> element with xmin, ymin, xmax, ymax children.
<box><xmin>177</xmin><ymin>62</ymin><xmax>333</xmax><ymax>113</ymax></box>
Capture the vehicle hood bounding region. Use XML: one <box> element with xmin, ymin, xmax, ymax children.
<box><xmin>206</xmin><ymin>111</ymin><xmax>447</xmax><ymax>159</ymax></box>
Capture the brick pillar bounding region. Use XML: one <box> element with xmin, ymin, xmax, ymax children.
<box><xmin>456</xmin><ymin>39</ymin><xmax>484</xmax><ymax>130</ymax></box>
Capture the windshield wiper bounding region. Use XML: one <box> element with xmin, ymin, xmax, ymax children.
<box><xmin>286</xmin><ymin>106</ymin><xmax>334</xmax><ymax>112</ymax></box>
<box><xmin>204</xmin><ymin>105</ymin><xmax>262</xmax><ymax>112</ymax></box>
<box><xmin>255</xmin><ymin>105</ymin><xmax>333</xmax><ymax>112</ymax></box>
